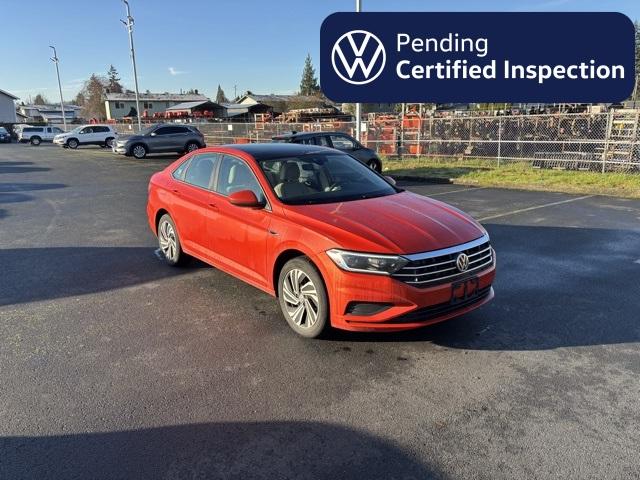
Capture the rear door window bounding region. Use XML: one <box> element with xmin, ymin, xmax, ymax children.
<box><xmin>183</xmin><ymin>153</ymin><xmax>219</xmax><ymax>189</ymax></box>
<box><xmin>329</xmin><ymin>134</ymin><xmax>356</xmax><ymax>149</ymax></box>
<box><xmin>315</xmin><ymin>136</ymin><xmax>331</xmax><ymax>147</ymax></box>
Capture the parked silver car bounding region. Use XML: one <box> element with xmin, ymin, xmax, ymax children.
<box><xmin>112</xmin><ymin>123</ymin><xmax>205</xmax><ymax>159</ymax></box>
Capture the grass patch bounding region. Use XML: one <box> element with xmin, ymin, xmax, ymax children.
<box><xmin>382</xmin><ymin>157</ymin><xmax>640</xmax><ymax>199</ymax></box>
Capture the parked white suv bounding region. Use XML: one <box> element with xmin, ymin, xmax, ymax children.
<box><xmin>53</xmin><ymin>125</ymin><xmax>118</xmax><ymax>149</ymax></box>
<box><xmin>19</xmin><ymin>126</ymin><xmax>65</xmax><ymax>145</ymax></box>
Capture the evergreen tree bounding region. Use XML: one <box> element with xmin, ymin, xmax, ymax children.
<box><xmin>107</xmin><ymin>65</ymin><xmax>123</xmax><ymax>93</ymax></box>
<box><xmin>215</xmin><ymin>84</ymin><xmax>229</xmax><ymax>104</ymax></box>
<box><xmin>299</xmin><ymin>54</ymin><xmax>320</xmax><ymax>96</ymax></box>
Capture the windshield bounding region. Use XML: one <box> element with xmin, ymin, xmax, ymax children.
<box><xmin>70</xmin><ymin>126</ymin><xmax>83</xmax><ymax>133</ymax></box>
<box><xmin>258</xmin><ymin>152</ymin><xmax>397</xmax><ymax>205</ymax></box>
<box><xmin>0</xmin><ymin>127</ymin><xmax>7</xmax><ymax>134</ymax></box>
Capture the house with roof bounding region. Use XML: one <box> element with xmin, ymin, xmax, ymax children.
<box><xmin>235</xmin><ymin>93</ymin><xmax>332</xmax><ymax>115</ymax></box>
<box><xmin>105</xmin><ymin>92</ymin><xmax>209</xmax><ymax>120</ymax></box>
<box><xmin>0</xmin><ymin>88</ymin><xmax>18</xmax><ymax>123</ymax></box>
<box><xmin>16</xmin><ymin>104</ymin><xmax>82</xmax><ymax>123</ymax></box>
<box><xmin>165</xmin><ymin>100</ymin><xmax>224</xmax><ymax>119</ymax></box>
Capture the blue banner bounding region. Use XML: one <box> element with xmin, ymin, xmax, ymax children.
<box><xmin>320</xmin><ymin>12</ymin><xmax>635</xmax><ymax>103</ymax></box>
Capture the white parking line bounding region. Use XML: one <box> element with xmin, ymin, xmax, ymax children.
<box><xmin>477</xmin><ymin>195</ymin><xmax>594</xmax><ymax>222</ymax></box>
<box><xmin>427</xmin><ymin>186</ymin><xmax>488</xmax><ymax>197</ymax></box>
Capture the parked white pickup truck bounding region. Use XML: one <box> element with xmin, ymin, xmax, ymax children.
<box><xmin>18</xmin><ymin>126</ymin><xmax>65</xmax><ymax>145</ymax></box>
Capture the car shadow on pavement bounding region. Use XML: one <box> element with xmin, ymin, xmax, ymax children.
<box><xmin>0</xmin><ymin>164</ymin><xmax>50</xmax><ymax>174</ymax></box>
<box><xmin>326</xmin><ymin>224</ymin><xmax>640</xmax><ymax>351</ymax></box>
<box><xmin>0</xmin><ymin>182</ymin><xmax>67</xmax><ymax>206</ymax></box>
<box><xmin>0</xmin><ymin>421</ymin><xmax>440</xmax><ymax>480</ymax></box>
<box><xmin>0</xmin><ymin>247</ymin><xmax>206</xmax><ymax>306</ymax></box>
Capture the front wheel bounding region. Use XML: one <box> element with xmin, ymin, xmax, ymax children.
<box><xmin>185</xmin><ymin>142</ymin><xmax>200</xmax><ymax>153</ymax></box>
<box><xmin>67</xmin><ymin>138</ymin><xmax>79</xmax><ymax>149</ymax></box>
<box><xmin>131</xmin><ymin>144</ymin><xmax>147</xmax><ymax>159</ymax></box>
<box><xmin>278</xmin><ymin>257</ymin><xmax>329</xmax><ymax>338</ymax></box>
<box><xmin>105</xmin><ymin>137</ymin><xmax>114</xmax><ymax>148</ymax></box>
<box><xmin>157</xmin><ymin>214</ymin><xmax>187</xmax><ymax>266</ymax></box>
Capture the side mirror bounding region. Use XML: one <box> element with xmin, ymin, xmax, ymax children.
<box><xmin>228</xmin><ymin>190</ymin><xmax>265</xmax><ymax>208</ymax></box>
<box><xmin>384</xmin><ymin>175</ymin><xmax>397</xmax><ymax>186</ymax></box>
<box><xmin>150</xmin><ymin>132</ymin><xmax>157</xmax><ymax>136</ymax></box>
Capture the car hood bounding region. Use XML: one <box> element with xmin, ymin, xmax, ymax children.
<box><xmin>283</xmin><ymin>191</ymin><xmax>486</xmax><ymax>254</ymax></box>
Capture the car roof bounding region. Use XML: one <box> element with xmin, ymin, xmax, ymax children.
<box><xmin>272</xmin><ymin>131</ymin><xmax>349</xmax><ymax>139</ymax></box>
<box><xmin>220</xmin><ymin>142</ymin><xmax>338</xmax><ymax>160</ymax></box>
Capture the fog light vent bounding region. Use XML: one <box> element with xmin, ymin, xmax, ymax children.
<box><xmin>345</xmin><ymin>302</ymin><xmax>393</xmax><ymax>316</ymax></box>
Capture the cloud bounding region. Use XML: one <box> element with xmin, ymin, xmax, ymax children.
<box><xmin>168</xmin><ymin>67</ymin><xmax>187</xmax><ymax>76</ymax></box>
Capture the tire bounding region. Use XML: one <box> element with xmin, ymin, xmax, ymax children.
<box><xmin>185</xmin><ymin>142</ymin><xmax>200</xmax><ymax>153</ymax></box>
<box><xmin>157</xmin><ymin>214</ymin><xmax>187</xmax><ymax>266</ymax></box>
<box><xmin>367</xmin><ymin>159</ymin><xmax>382</xmax><ymax>172</ymax></box>
<box><xmin>30</xmin><ymin>136</ymin><xmax>41</xmax><ymax>146</ymax></box>
<box><xmin>131</xmin><ymin>143</ymin><xmax>147</xmax><ymax>159</ymax></box>
<box><xmin>277</xmin><ymin>257</ymin><xmax>329</xmax><ymax>338</ymax></box>
<box><xmin>67</xmin><ymin>138</ymin><xmax>79</xmax><ymax>149</ymax></box>
<box><xmin>105</xmin><ymin>137</ymin><xmax>114</xmax><ymax>148</ymax></box>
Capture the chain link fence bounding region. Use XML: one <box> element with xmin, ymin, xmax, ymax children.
<box><xmin>112</xmin><ymin>110</ymin><xmax>640</xmax><ymax>172</ymax></box>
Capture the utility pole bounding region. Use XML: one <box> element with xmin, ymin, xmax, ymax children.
<box><xmin>234</xmin><ymin>84</ymin><xmax>237</xmax><ymax>100</ymax></box>
<box><xmin>355</xmin><ymin>0</ymin><xmax>362</xmax><ymax>142</ymax></box>
<box><xmin>49</xmin><ymin>46</ymin><xmax>67</xmax><ymax>130</ymax></box>
<box><xmin>121</xmin><ymin>0</ymin><xmax>142</xmax><ymax>131</ymax></box>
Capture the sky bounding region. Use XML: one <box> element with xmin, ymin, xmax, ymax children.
<box><xmin>1</xmin><ymin>0</ymin><xmax>639</xmax><ymax>103</ymax></box>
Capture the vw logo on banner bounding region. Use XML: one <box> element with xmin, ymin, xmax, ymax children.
<box><xmin>331</xmin><ymin>30</ymin><xmax>386</xmax><ymax>85</ymax></box>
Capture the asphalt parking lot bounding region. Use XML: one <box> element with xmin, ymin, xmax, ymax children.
<box><xmin>1</xmin><ymin>142</ymin><xmax>639</xmax><ymax>479</ymax></box>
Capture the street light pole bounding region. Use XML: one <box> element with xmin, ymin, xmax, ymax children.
<box><xmin>49</xmin><ymin>46</ymin><xmax>67</xmax><ymax>131</ymax></box>
<box><xmin>121</xmin><ymin>0</ymin><xmax>142</xmax><ymax>131</ymax></box>
<box><xmin>355</xmin><ymin>0</ymin><xmax>362</xmax><ymax>142</ymax></box>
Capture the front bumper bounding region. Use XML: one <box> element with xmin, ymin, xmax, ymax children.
<box><xmin>53</xmin><ymin>138</ymin><xmax>66</xmax><ymax>146</ymax></box>
<box><xmin>112</xmin><ymin>143</ymin><xmax>128</xmax><ymax>155</ymax></box>
<box><xmin>314</xmin><ymin>251</ymin><xmax>496</xmax><ymax>332</ymax></box>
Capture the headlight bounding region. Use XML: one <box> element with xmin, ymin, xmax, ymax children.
<box><xmin>326</xmin><ymin>249</ymin><xmax>408</xmax><ymax>275</ymax></box>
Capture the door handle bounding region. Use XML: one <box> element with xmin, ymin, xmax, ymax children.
<box><xmin>208</xmin><ymin>203</ymin><xmax>219</xmax><ymax>211</ymax></box>
<box><xmin>172</xmin><ymin>189</ymin><xmax>181</xmax><ymax>195</ymax></box>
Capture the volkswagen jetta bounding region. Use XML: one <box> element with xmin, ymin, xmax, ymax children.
<box><xmin>147</xmin><ymin>143</ymin><xmax>495</xmax><ymax>338</ymax></box>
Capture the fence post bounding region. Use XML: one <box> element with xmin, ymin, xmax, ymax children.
<box><xmin>602</xmin><ymin>110</ymin><xmax>614</xmax><ymax>174</ymax></box>
<box><xmin>497</xmin><ymin>116</ymin><xmax>502</xmax><ymax>167</ymax></box>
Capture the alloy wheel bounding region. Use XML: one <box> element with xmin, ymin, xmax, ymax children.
<box><xmin>133</xmin><ymin>145</ymin><xmax>146</xmax><ymax>158</ymax></box>
<box><xmin>282</xmin><ymin>269</ymin><xmax>319</xmax><ymax>328</ymax></box>
<box><xmin>187</xmin><ymin>143</ymin><xmax>199</xmax><ymax>152</ymax></box>
<box><xmin>158</xmin><ymin>220</ymin><xmax>178</xmax><ymax>261</ymax></box>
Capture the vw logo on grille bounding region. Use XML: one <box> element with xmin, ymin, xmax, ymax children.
<box><xmin>456</xmin><ymin>253</ymin><xmax>470</xmax><ymax>272</ymax></box>
<box><xmin>331</xmin><ymin>30</ymin><xmax>386</xmax><ymax>85</ymax></box>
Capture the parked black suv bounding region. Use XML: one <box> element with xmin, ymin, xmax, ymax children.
<box><xmin>272</xmin><ymin>131</ymin><xmax>382</xmax><ymax>172</ymax></box>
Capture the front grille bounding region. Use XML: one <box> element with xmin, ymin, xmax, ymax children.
<box><xmin>388</xmin><ymin>286</ymin><xmax>492</xmax><ymax>323</ymax></box>
<box><xmin>393</xmin><ymin>235</ymin><xmax>493</xmax><ymax>287</ymax></box>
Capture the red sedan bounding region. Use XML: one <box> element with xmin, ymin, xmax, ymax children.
<box><xmin>147</xmin><ymin>143</ymin><xmax>495</xmax><ymax>337</ymax></box>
